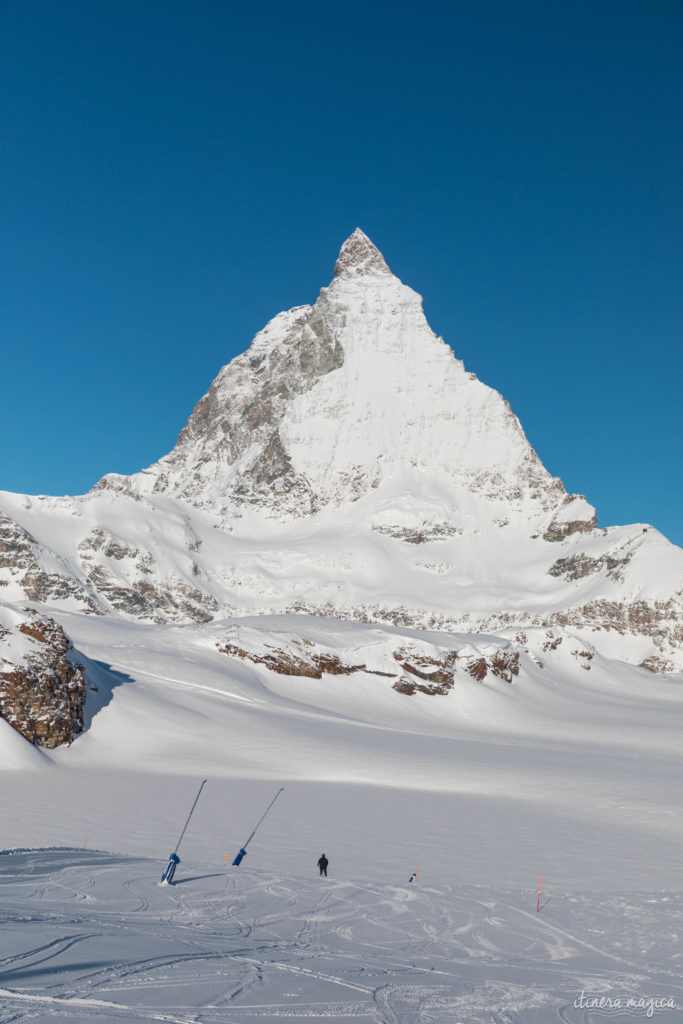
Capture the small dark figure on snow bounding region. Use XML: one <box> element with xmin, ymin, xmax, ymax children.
<box><xmin>408</xmin><ymin>872</ymin><xmax>417</xmax><ymax>883</ymax></box>
<box><xmin>318</xmin><ymin>854</ymin><xmax>329</xmax><ymax>877</ymax></box>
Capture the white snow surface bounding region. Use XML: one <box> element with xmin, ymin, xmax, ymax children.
<box><xmin>0</xmin><ymin>477</ymin><xmax>681</xmax><ymax>666</ymax></box>
<box><xmin>1</xmin><ymin>612</ymin><xmax>683</xmax><ymax>1018</ymax></box>
<box><xmin>0</xmin><ymin>845</ymin><xmax>682</xmax><ymax>1023</ymax></box>
<box><xmin>0</xmin><ymin>603</ymin><xmax>37</xmax><ymax>666</ymax></box>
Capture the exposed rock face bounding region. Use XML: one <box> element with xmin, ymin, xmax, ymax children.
<box><xmin>391</xmin><ymin>646</ymin><xmax>520</xmax><ymax>694</ymax></box>
<box><xmin>0</xmin><ymin>512</ymin><xmax>100</xmax><ymax>614</ymax></box>
<box><xmin>0</xmin><ymin>606</ymin><xmax>87</xmax><ymax>747</ymax></box>
<box><xmin>99</xmin><ymin>300</ymin><xmax>346</xmax><ymax>517</ymax></box>
<box><xmin>543</xmin><ymin>518</ymin><xmax>597</xmax><ymax>542</ymax></box>
<box><xmin>372</xmin><ymin>522</ymin><xmax>463</xmax><ymax>544</ymax></box>
<box><xmin>216</xmin><ymin>627</ymin><xmax>524</xmax><ymax>697</ymax></box>
<box><xmin>548</xmin><ymin>552</ymin><xmax>633</xmax><ymax>582</ymax></box>
<box><xmin>218</xmin><ymin>641</ymin><xmax>325</xmax><ymax>679</ymax></box>
<box><xmin>542</xmin><ymin>495</ymin><xmax>598</xmax><ymax>542</ymax></box>
<box><xmin>639</xmin><ymin>654</ymin><xmax>676</xmax><ymax>673</ymax></box>
<box><xmin>217</xmin><ymin>640</ymin><xmax>392</xmax><ymax>680</ymax></box>
<box><xmin>0</xmin><ymin>512</ymin><xmax>34</xmax><ymax>573</ymax></box>
<box><xmin>334</xmin><ymin>228</ymin><xmax>392</xmax><ymax>278</ymax></box>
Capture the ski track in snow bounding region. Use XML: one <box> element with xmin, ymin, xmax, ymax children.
<box><xmin>0</xmin><ymin>850</ymin><xmax>680</xmax><ymax>1022</ymax></box>
<box><xmin>109</xmin><ymin>662</ymin><xmax>269</xmax><ymax>708</ymax></box>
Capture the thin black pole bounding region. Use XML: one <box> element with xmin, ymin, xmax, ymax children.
<box><xmin>243</xmin><ymin>787</ymin><xmax>284</xmax><ymax>850</ymax></box>
<box><xmin>173</xmin><ymin>779</ymin><xmax>207</xmax><ymax>855</ymax></box>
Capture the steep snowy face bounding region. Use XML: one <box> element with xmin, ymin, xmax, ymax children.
<box><xmin>101</xmin><ymin>229</ymin><xmax>590</xmax><ymax>529</ymax></box>
<box><xmin>281</xmin><ymin>236</ymin><xmax>563</xmax><ymax>513</ymax></box>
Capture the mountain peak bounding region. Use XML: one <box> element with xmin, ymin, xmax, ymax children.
<box><xmin>334</xmin><ymin>228</ymin><xmax>392</xmax><ymax>278</ymax></box>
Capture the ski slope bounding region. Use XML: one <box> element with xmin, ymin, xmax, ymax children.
<box><xmin>0</xmin><ymin>848</ymin><xmax>681</xmax><ymax>1023</ymax></box>
<box><xmin>1</xmin><ymin>605</ymin><xmax>683</xmax><ymax>1020</ymax></box>
<box><xmin>2</xmin><ymin>609</ymin><xmax>683</xmax><ymax>891</ymax></box>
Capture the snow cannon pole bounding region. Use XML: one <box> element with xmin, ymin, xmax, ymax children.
<box><xmin>243</xmin><ymin>787</ymin><xmax>285</xmax><ymax>850</ymax></box>
<box><xmin>172</xmin><ymin>779</ymin><xmax>208</xmax><ymax>856</ymax></box>
<box><xmin>160</xmin><ymin>779</ymin><xmax>207</xmax><ymax>884</ymax></box>
<box><xmin>232</xmin><ymin>787</ymin><xmax>284</xmax><ymax>866</ymax></box>
<box><xmin>536</xmin><ymin>873</ymin><xmax>542</xmax><ymax>913</ymax></box>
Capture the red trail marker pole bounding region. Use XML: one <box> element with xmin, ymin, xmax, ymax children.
<box><xmin>536</xmin><ymin>873</ymin><xmax>542</xmax><ymax>913</ymax></box>
<box><xmin>84</xmin><ymin>831</ymin><xmax>87</xmax><ymax>849</ymax></box>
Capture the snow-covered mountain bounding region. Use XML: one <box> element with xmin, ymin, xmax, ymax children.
<box><xmin>1</xmin><ymin>229</ymin><xmax>682</xmax><ymax>745</ymax></box>
<box><xmin>101</xmin><ymin>228</ymin><xmax>590</xmax><ymax>525</ymax></box>
<box><xmin>4</xmin><ymin>232</ymin><xmax>683</xmax><ymax>1024</ymax></box>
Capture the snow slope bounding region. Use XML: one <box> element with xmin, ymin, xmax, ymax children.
<box><xmin>1</xmin><ymin>611</ymin><xmax>682</xmax><ymax>895</ymax></box>
<box><xmin>0</xmin><ymin>845</ymin><xmax>681</xmax><ymax>1023</ymax></box>
<box><xmin>0</xmin><ymin>601</ymin><xmax>682</xmax><ymax>1021</ymax></box>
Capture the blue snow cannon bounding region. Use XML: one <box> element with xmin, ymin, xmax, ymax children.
<box><xmin>159</xmin><ymin>779</ymin><xmax>207</xmax><ymax>886</ymax></box>
<box><xmin>160</xmin><ymin>852</ymin><xmax>180</xmax><ymax>885</ymax></box>
<box><xmin>230</xmin><ymin>787</ymin><xmax>284</xmax><ymax>868</ymax></box>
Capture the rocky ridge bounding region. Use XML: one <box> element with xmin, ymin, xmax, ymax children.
<box><xmin>216</xmin><ymin>619</ymin><xmax>526</xmax><ymax>698</ymax></box>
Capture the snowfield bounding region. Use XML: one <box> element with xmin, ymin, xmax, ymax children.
<box><xmin>0</xmin><ymin>847</ymin><xmax>682</xmax><ymax>1023</ymax></box>
<box><xmin>1</xmin><ymin>610</ymin><xmax>683</xmax><ymax>1021</ymax></box>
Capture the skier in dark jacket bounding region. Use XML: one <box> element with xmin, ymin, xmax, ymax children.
<box><xmin>318</xmin><ymin>854</ymin><xmax>329</xmax><ymax>877</ymax></box>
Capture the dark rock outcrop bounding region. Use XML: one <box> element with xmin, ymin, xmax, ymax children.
<box><xmin>0</xmin><ymin>611</ymin><xmax>87</xmax><ymax>748</ymax></box>
<box><xmin>218</xmin><ymin>633</ymin><xmax>523</xmax><ymax>697</ymax></box>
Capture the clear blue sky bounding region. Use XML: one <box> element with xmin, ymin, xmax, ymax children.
<box><xmin>1</xmin><ymin>0</ymin><xmax>681</xmax><ymax>544</ymax></box>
